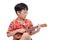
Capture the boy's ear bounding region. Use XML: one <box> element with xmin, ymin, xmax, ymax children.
<box><xmin>17</xmin><ymin>11</ymin><xmax>21</xmax><ymax>14</ymax></box>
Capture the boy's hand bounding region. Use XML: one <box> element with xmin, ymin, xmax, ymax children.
<box><xmin>16</xmin><ymin>29</ymin><xmax>26</xmax><ymax>33</ymax></box>
<box><xmin>36</xmin><ymin>24</ymin><xmax>47</xmax><ymax>32</ymax></box>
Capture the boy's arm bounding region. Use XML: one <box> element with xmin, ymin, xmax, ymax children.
<box><xmin>7</xmin><ymin>21</ymin><xmax>15</xmax><ymax>37</ymax></box>
<box><xmin>7</xmin><ymin>29</ymin><xmax>26</xmax><ymax>37</ymax></box>
<box><xmin>30</xmin><ymin>25</ymin><xmax>41</xmax><ymax>35</ymax></box>
<box><xmin>30</xmin><ymin>24</ymin><xmax>47</xmax><ymax>35</ymax></box>
<box><xmin>28</xmin><ymin>20</ymin><xmax>40</xmax><ymax>35</ymax></box>
<box><xmin>7</xmin><ymin>30</ymin><xmax>17</xmax><ymax>37</ymax></box>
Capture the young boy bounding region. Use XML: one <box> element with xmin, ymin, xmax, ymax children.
<box><xmin>7</xmin><ymin>3</ymin><xmax>47</xmax><ymax>40</ymax></box>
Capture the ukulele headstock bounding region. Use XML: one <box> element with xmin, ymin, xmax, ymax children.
<box><xmin>40</xmin><ymin>23</ymin><xmax>47</xmax><ymax>27</ymax></box>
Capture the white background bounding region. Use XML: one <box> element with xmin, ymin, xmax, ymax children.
<box><xmin>0</xmin><ymin>0</ymin><xmax>60</xmax><ymax>40</ymax></box>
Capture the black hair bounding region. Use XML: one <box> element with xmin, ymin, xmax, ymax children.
<box><xmin>14</xmin><ymin>3</ymin><xmax>28</xmax><ymax>13</ymax></box>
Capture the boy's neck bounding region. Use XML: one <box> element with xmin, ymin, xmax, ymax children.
<box><xmin>17</xmin><ymin>17</ymin><xmax>25</xmax><ymax>21</ymax></box>
<box><xmin>13</xmin><ymin>38</ymin><xmax>19</xmax><ymax>40</ymax></box>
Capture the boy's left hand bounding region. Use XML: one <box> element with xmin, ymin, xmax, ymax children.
<box><xmin>37</xmin><ymin>23</ymin><xmax>47</xmax><ymax>31</ymax></box>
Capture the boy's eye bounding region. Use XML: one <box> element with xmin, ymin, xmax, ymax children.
<box><xmin>22</xmin><ymin>12</ymin><xmax>28</xmax><ymax>14</ymax></box>
<box><xmin>23</xmin><ymin>11</ymin><xmax>27</xmax><ymax>13</ymax></box>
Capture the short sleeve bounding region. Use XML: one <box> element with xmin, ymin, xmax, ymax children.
<box><xmin>7</xmin><ymin>21</ymin><xmax>14</xmax><ymax>33</ymax></box>
<box><xmin>28</xmin><ymin>20</ymin><xmax>33</xmax><ymax>28</ymax></box>
<box><xmin>26</xmin><ymin>20</ymin><xmax>35</xmax><ymax>35</ymax></box>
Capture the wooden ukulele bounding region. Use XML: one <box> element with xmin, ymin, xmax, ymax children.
<box><xmin>19</xmin><ymin>23</ymin><xmax>47</xmax><ymax>33</ymax></box>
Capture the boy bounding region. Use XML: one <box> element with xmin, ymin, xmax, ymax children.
<box><xmin>7</xmin><ymin>3</ymin><xmax>47</xmax><ymax>40</ymax></box>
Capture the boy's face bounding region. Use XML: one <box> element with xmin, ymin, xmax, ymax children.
<box><xmin>17</xmin><ymin>9</ymin><xmax>28</xmax><ymax>20</ymax></box>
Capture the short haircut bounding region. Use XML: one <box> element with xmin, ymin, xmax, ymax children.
<box><xmin>14</xmin><ymin>3</ymin><xmax>28</xmax><ymax>13</ymax></box>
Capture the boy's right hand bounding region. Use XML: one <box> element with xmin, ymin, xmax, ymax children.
<box><xmin>16</xmin><ymin>29</ymin><xmax>26</xmax><ymax>33</ymax></box>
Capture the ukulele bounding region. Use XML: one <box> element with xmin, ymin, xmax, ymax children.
<box><xmin>18</xmin><ymin>23</ymin><xmax>47</xmax><ymax>33</ymax></box>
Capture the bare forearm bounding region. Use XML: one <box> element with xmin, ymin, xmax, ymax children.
<box><xmin>30</xmin><ymin>28</ymin><xmax>40</xmax><ymax>35</ymax></box>
<box><xmin>7</xmin><ymin>30</ymin><xmax>17</xmax><ymax>37</ymax></box>
<box><xmin>7</xmin><ymin>29</ymin><xmax>21</xmax><ymax>37</ymax></box>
